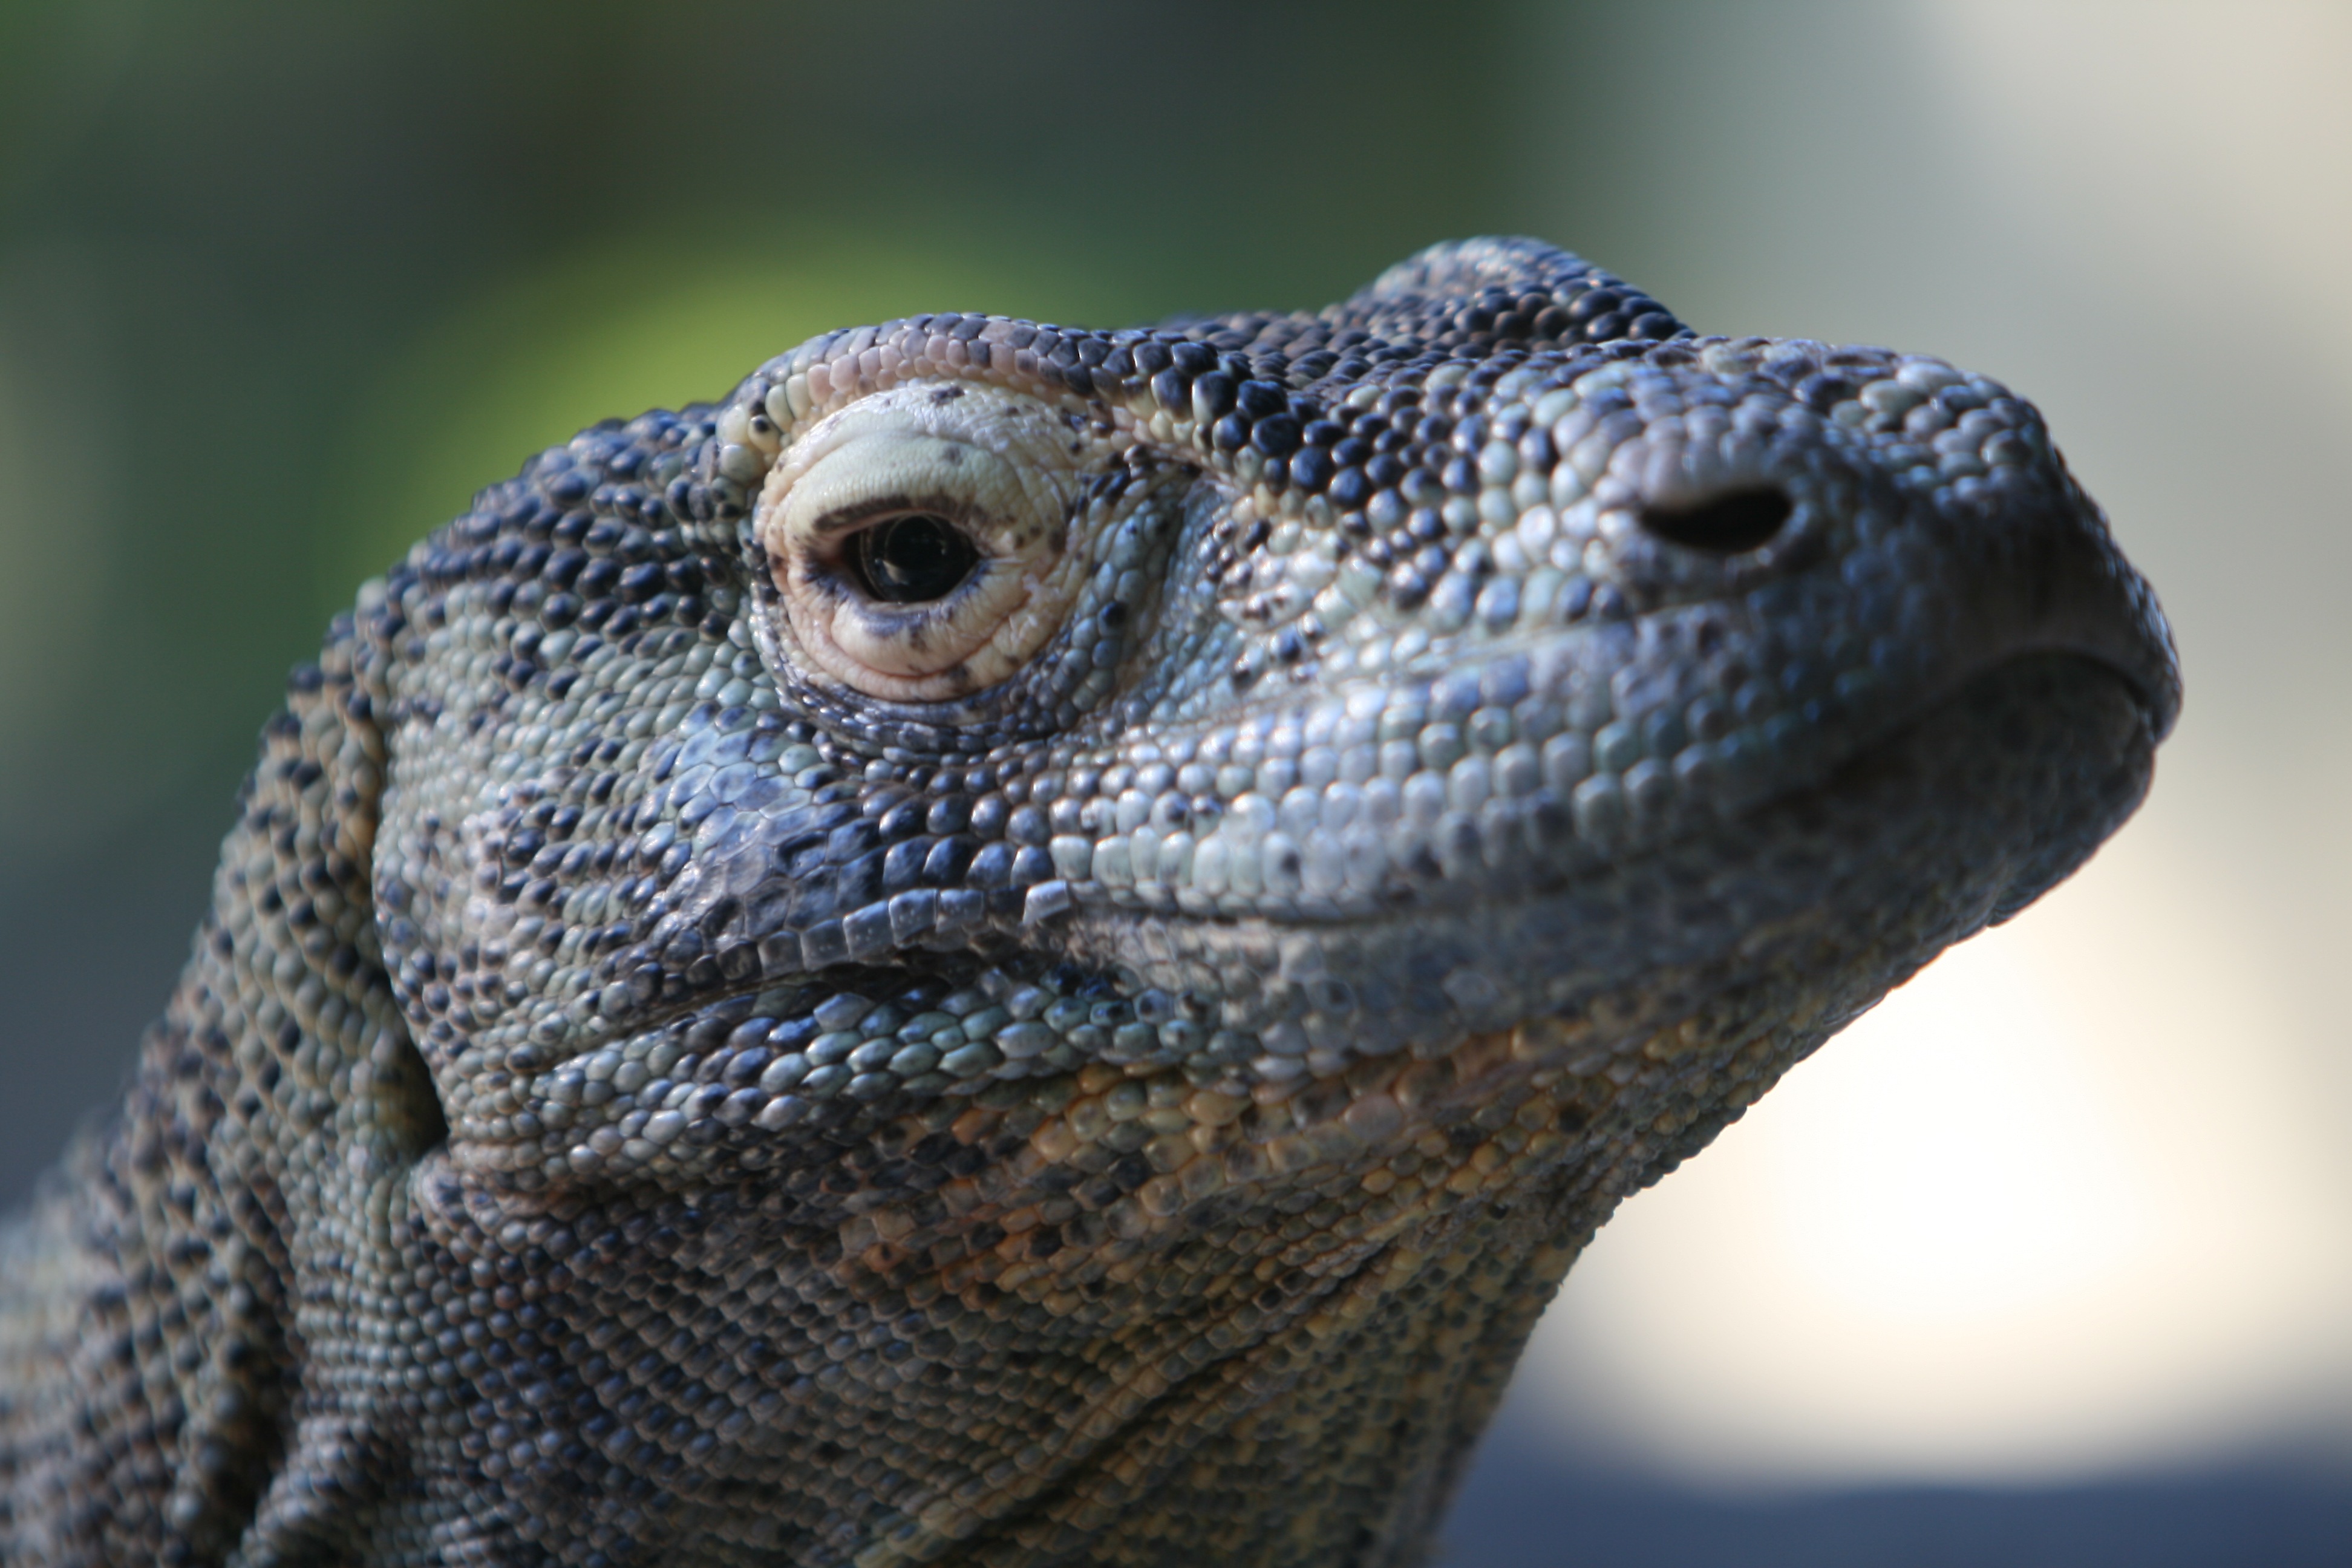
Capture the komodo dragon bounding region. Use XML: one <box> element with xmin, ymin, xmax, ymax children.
<box><xmin>0</xmin><ymin>238</ymin><xmax>2178</xmax><ymax>1566</ymax></box>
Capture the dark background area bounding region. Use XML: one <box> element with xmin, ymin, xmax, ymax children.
<box><xmin>1</xmin><ymin>4</ymin><xmax>2344</xmax><ymax>1563</ymax></box>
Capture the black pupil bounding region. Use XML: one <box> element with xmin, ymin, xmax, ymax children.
<box><xmin>1636</xmin><ymin>487</ymin><xmax>1792</xmax><ymax>554</ymax></box>
<box><xmin>851</xmin><ymin>514</ymin><xmax>979</xmax><ymax>603</ymax></box>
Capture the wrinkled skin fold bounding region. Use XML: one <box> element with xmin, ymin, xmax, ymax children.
<box><xmin>0</xmin><ymin>238</ymin><xmax>2178</xmax><ymax>1567</ymax></box>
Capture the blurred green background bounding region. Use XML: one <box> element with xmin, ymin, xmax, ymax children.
<box><xmin>0</xmin><ymin>0</ymin><xmax>1527</xmax><ymax>1196</ymax></box>
<box><xmin>3</xmin><ymin>3</ymin><xmax>2348</xmax><ymax>1563</ymax></box>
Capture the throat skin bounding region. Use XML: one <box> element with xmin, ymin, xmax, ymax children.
<box><xmin>0</xmin><ymin>235</ymin><xmax>2175</xmax><ymax>1567</ymax></box>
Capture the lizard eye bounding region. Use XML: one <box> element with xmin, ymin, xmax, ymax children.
<box><xmin>848</xmin><ymin>512</ymin><xmax>981</xmax><ymax>603</ymax></box>
<box><xmin>1638</xmin><ymin>485</ymin><xmax>1791</xmax><ymax>554</ymax></box>
<box><xmin>754</xmin><ymin>383</ymin><xmax>1096</xmax><ymax>703</ymax></box>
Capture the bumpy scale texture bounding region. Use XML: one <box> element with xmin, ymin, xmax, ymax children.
<box><xmin>0</xmin><ymin>239</ymin><xmax>2178</xmax><ymax>1567</ymax></box>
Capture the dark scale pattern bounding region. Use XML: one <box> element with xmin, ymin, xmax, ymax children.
<box><xmin>0</xmin><ymin>240</ymin><xmax>2178</xmax><ymax>1566</ymax></box>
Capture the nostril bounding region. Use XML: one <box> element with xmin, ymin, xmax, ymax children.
<box><xmin>1639</xmin><ymin>487</ymin><xmax>1792</xmax><ymax>554</ymax></box>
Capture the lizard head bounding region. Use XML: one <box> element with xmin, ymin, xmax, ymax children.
<box><xmin>361</xmin><ymin>238</ymin><xmax>2177</xmax><ymax>1561</ymax></box>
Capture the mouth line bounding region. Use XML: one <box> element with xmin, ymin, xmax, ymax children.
<box><xmin>1138</xmin><ymin>642</ymin><xmax>2163</xmax><ymax>947</ymax></box>
<box><xmin>1266</xmin><ymin>640</ymin><xmax>2165</xmax><ymax>930</ymax></box>
<box><xmin>519</xmin><ymin>653</ymin><xmax>2153</xmax><ymax>1142</ymax></box>
<box><xmin>563</xmin><ymin>644</ymin><xmax>2161</xmax><ymax>1068</ymax></box>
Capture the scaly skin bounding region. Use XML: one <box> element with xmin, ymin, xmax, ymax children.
<box><xmin>0</xmin><ymin>239</ymin><xmax>2177</xmax><ymax>1567</ymax></box>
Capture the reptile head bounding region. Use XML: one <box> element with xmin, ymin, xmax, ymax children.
<box><xmin>358</xmin><ymin>238</ymin><xmax>2176</xmax><ymax>1564</ymax></box>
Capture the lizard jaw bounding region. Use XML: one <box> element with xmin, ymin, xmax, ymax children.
<box><xmin>1050</xmin><ymin>649</ymin><xmax>2157</xmax><ymax>1090</ymax></box>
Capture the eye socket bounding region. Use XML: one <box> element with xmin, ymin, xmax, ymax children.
<box><xmin>1639</xmin><ymin>486</ymin><xmax>1791</xmax><ymax>554</ymax></box>
<box><xmin>849</xmin><ymin>512</ymin><xmax>981</xmax><ymax>604</ymax></box>
<box><xmin>754</xmin><ymin>381</ymin><xmax>1107</xmax><ymax>704</ymax></box>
